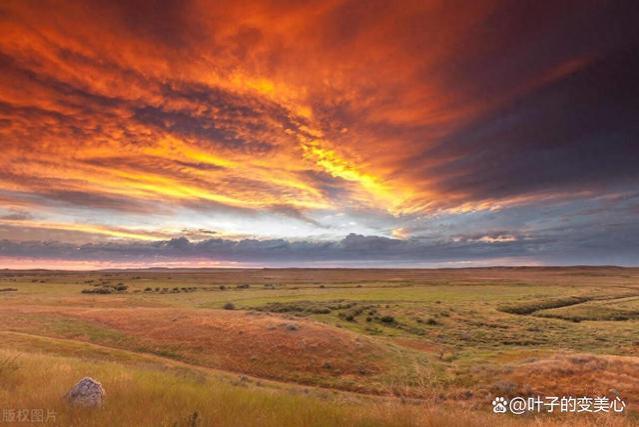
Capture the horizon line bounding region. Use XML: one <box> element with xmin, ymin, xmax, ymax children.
<box><xmin>1</xmin><ymin>264</ymin><xmax>635</xmax><ymax>273</ymax></box>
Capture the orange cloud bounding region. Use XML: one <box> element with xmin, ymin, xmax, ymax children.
<box><xmin>0</xmin><ymin>0</ymin><xmax>633</xmax><ymax>244</ymax></box>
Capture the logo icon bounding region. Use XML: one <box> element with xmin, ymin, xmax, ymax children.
<box><xmin>492</xmin><ymin>397</ymin><xmax>508</xmax><ymax>414</ymax></box>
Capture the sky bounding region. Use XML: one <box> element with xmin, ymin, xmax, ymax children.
<box><xmin>0</xmin><ymin>0</ymin><xmax>638</xmax><ymax>269</ymax></box>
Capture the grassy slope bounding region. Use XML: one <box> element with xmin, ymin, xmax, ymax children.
<box><xmin>0</xmin><ymin>340</ymin><xmax>633</xmax><ymax>427</ymax></box>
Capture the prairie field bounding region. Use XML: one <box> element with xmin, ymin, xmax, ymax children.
<box><xmin>1</xmin><ymin>267</ymin><xmax>638</xmax><ymax>426</ymax></box>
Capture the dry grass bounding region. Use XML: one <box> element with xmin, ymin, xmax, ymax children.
<box><xmin>0</xmin><ymin>306</ymin><xmax>419</xmax><ymax>394</ymax></box>
<box><xmin>1</xmin><ymin>267</ymin><xmax>639</xmax><ymax>425</ymax></box>
<box><xmin>0</xmin><ymin>348</ymin><xmax>635</xmax><ymax>427</ymax></box>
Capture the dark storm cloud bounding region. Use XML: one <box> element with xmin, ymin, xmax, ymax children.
<box><xmin>417</xmin><ymin>50</ymin><xmax>639</xmax><ymax>201</ymax></box>
<box><xmin>400</xmin><ymin>1</ymin><xmax>639</xmax><ymax>204</ymax></box>
<box><xmin>1</xmin><ymin>218</ymin><xmax>637</xmax><ymax>265</ymax></box>
<box><xmin>0</xmin><ymin>235</ymin><xmax>511</xmax><ymax>264</ymax></box>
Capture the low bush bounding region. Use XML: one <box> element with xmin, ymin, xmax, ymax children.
<box><xmin>81</xmin><ymin>286</ymin><xmax>113</xmax><ymax>294</ymax></box>
<box><xmin>499</xmin><ymin>296</ymin><xmax>590</xmax><ymax>315</ymax></box>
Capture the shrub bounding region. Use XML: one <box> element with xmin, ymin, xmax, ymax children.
<box><xmin>340</xmin><ymin>307</ymin><xmax>363</xmax><ymax>322</ymax></box>
<box><xmin>380</xmin><ymin>315</ymin><xmax>395</xmax><ymax>323</ymax></box>
<box><xmin>255</xmin><ymin>301</ymin><xmax>338</xmax><ymax>315</ymax></box>
<box><xmin>498</xmin><ymin>296</ymin><xmax>589</xmax><ymax>315</ymax></box>
<box><xmin>115</xmin><ymin>284</ymin><xmax>128</xmax><ymax>291</ymax></box>
<box><xmin>81</xmin><ymin>286</ymin><xmax>113</xmax><ymax>294</ymax></box>
<box><xmin>236</xmin><ymin>284</ymin><xmax>250</xmax><ymax>289</ymax></box>
<box><xmin>223</xmin><ymin>302</ymin><xmax>235</xmax><ymax>310</ymax></box>
<box><xmin>144</xmin><ymin>287</ymin><xmax>152</xmax><ymax>292</ymax></box>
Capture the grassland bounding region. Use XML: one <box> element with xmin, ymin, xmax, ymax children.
<box><xmin>0</xmin><ymin>267</ymin><xmax>638</xmax><ymax>426</ymax></box>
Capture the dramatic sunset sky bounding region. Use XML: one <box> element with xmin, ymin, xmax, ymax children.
<box><xmin>0</xmin><ymin>0</ymin><xmax>638</xmax><ymax>268</ymax></box>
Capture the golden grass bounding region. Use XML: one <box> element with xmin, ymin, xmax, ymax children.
<box><xmin>0</xmin><ymin>349</ymin><xmax>635</xmax><ymax>427</ymax></box>
<box><xmin>2</xmin><ymin>268</ymin><xmax>639</xmax><ymax>425</ymax></box>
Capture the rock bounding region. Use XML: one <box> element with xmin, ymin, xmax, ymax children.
<box><xmin>65</xmin><ymin>377</ymin><xmax>105</xmax><ymax>407</ymax></box>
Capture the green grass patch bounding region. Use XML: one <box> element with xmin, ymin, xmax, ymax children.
<box><xmin>498</xmin><ymin>296</ymin><xmax>591</xmax><ymax>315</ymax></box>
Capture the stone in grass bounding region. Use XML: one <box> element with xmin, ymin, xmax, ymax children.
<box><xmin>286</xmin><ymin>323</ymin><xmax>299</xmax><ymax>331</ymax></box>
<box><xmin>64</xmin><ymin>377</ymin><xmax>106</xmax><ymax>408</ymax></box>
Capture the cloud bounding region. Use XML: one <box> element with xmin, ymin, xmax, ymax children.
<box><xmin>0</xmin><ymin>210</ymin><xmax>33</xmax><ymax>221</ymax></box>
<box><xmin>0</xmin><ymin>1</ymin><xmax>637</xmax><ymax>265</ymax></box>
<box><xmin>1</xmin><ymin>216</ymin><xmax>638</xmax><ymax>267</ymax></box>
<box><xmin>1</xmin><ymin>1</ymin><xmax>635</xmax><ymax>214</ymax></box>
